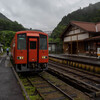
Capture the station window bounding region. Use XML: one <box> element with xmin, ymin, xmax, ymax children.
<box><xmin>40</xmin><ymin>34</ymin><xmax>47</xmax><ymax>50</ymax></box>
<box><xmin>17</xmin><ymin>33</ymin><xmax>26</xmax><ymax>50</ymax></box>
<box><xmin>30</xmin><ymin>41</ymin><xmax>36</xmax><ymax>49</ymax></box>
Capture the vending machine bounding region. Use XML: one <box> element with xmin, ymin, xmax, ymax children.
<box><xmin>97</xmin><ymin>48</ymin><xmax>100</xmax><ymax>59</ymax></box>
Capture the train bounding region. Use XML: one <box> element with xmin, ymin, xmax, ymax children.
<box><xmin>11</xmin><ymin>31</ymin><xmax>48</xmax><ymax>72</ymax></box>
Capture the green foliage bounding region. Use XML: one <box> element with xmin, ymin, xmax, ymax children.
<box><xmin>0</xmin><ymin>19</ymin><xmax>25</xmax><ymax>31</ymax></box>
<box><xmin>0</xmin><ymin>31</ymin><xmax>15</xmax><ymax>48</ymax></box>
<box><xmin>49</xmin><ymin>37</ymin><xmax>62</xmax><ymax>43</ymax></box>
<box><xmin>54</xmin><ymin>38</ymin><xmax>60</xmax><ymax>43</ymax></box>
<box><xmin>0</xmin><ymin>13</ymin><xmax>26</xmax><ymax>49</ymax></box>
<box><xmin>52</xmin><ymin>2</ymin><xmax>100</xmax><ymax>40</ymax></box>
<box><xmin>0</xmin><ymin>13</ymin><xmax>25</xmax><ymax>31</ymax></box>
<box><xmin>0</xmin><ymin>12</ymin><xmax>10</xmax><ymax>21</ymax></box>
<box><xmin>29</xmin><ymin>95</ymin><xmax>42</xmax><ymax>100</ymax></box>
<box><xmin>51</xmin><ymin>25</ymin><xmax>66</xmax><ymax>38</ymax></box>
<box><xmin>48</xmin><ymin>38</ymin><xmax>53</xmax><ymax>42</ymax></box>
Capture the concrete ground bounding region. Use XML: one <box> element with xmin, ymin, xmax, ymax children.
<box><xmin>0</xmin><ymin>53</ymin><xmax>25</xmax><ymax>100</ymax></box>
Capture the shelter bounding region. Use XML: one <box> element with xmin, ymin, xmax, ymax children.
<box><xmin>49</xmin><ymin>42</ymin><xmax>57</xmax><ymax>53</ymax></box>
<box><xmin>61</xmin><ymin>21</ymin><xmax>100</xmax><ymax>56</ymax></box>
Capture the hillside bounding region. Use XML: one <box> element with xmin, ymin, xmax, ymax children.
<box><xmin>0</xmin><ymin>12</ymin><xmax>25</xmax><ymax>31</ymax></box>
<box><xmin>0</xmin><ymin>13</ymin><xmax>11</xmax><ymax>21</ymax></box>
<box><xmin>51</xmin><ymin>2</ymin><xmax>100</xmax><ymax>39</ymax></box>
<box><xmin>0</xmin><ymin>13</ymin><xmax>25</xmax><ymax>48</ymax></box>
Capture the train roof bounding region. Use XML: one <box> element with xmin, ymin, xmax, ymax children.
<box><xmin>16</xmin><ymin>30</ymin><xmax>48</xmax><ymax>36</ymax></box>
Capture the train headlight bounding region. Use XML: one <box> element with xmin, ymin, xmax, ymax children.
<box><xmin>42</xmin><ymin>56</ymin><xmax>47</xmax><ymax>59</ymax></box>
<box><xmin>17</xmin><ymin>56</ymin><xmax>24</xmax><ymax>60</ymax></box>
<box><xmin>42</xmin><ymin>56</ymin><xmax>45</xmax><ymax>59</ymax></box>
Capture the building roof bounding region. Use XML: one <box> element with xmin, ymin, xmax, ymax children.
<box><xmin>71</xmin><ymin>21</ymin><xmax>96</xmax><ymax>32</ymax></box>
<box><xmin>61</xmin><ymin>21</ymin><xmax>100</xmax><ymax>39</ymax></box>
<box><xmin>85</xmin><ymin>36</ymin><xmax>100</xmax><ymax>41</ymax></box>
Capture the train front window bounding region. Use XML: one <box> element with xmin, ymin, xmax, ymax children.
<box><xmin>30</xmin><ymin>41</ymin><xmax>36</xmax><ymax>49</ymax></box>
<box><xmin>40</xmin><ymin>34</ymin><xmax>47</xmax><ymax>50</ymax></box>
<box><xmin>17</xmin><ymin>34</ymin><xmax>26</xmax><ymax>50</ymax></box>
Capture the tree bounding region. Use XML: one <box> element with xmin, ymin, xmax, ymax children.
<box><xmin>0</xmin><ymin>31</ymin><xmax>15</xmax><ymax>48</ymax></box>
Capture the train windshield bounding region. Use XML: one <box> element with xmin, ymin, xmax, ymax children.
<box><xmin>40</xmin><ymin>34</ymin><xmax>47</xmax><ymax>50</ymax></box>
<box><xmin>17</xmin><ymin>34</ymin><xmax>26</xmax><ymax>50</ymax></box>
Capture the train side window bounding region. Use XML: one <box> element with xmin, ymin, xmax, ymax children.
<box><xmin>17</xmin><ymin>33</ymin><xmax>26</xmax><ymax>50</ymax></box>
<box><xmin>40</xmin><ymin>34</ymin><xmax>47</xmax><ymax>50</ymax></box>
<box><xmin>30</xmin><ymin>41</ymin><xmax>36</xmax><ymax>49</ymax></box>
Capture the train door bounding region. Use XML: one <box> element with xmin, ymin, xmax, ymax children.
<box><xmin>28</xmin><ymin>38</ymin><xmax>37</xmax><ymax>62</ymax></box>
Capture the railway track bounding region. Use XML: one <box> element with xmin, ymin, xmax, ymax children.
<box><xmin>48</xmin><ymin>60</ymin><xmax>100</xmax><ymax>99</ymax></box>
<box><xmin>11</xmin><ymin>59</ymin><xmax>93</xmax><ymax>100</ymax></box>
<box><xmin>27</xmin><ymin>72</ymin><xmax>90</xmax><ymax>100</ymax></box>
<box><xmin>13</xmin><ymin>69</ymin><xmax>90</xmax><ymax>100</ymax></box>
<box><xmin>27</xmin><ymin>74</ymin><xmax>73</xmax><ymax>100</ymax></box>
<box><xmin>49</xmin><ymin>60</ymin><xmax>100</xmax><ymax>85</ymax></box>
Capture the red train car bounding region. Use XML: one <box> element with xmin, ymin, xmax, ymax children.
<box><xmin>11</xmin><ymin>31</ymin><xmax>48</xmax><ymax>72</ymax></box>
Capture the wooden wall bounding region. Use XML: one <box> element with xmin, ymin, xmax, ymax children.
<box><xmin>64</xmin><ymin>26</ymin><xmax>89</xmax><ymax>42</ymax></box>
<box><xmin>78</xmin><ymin>42</ymin><xmax>85</xmax><ymax>54</ymax></box>
<box><xmin>63</xmin><ymin>25</ymin><xmax>89</xmax><ymax>55</ymax></box>
<box><xmin>63</xmin><ymin>42</ymin><xmax>69</xmax><ymax>53</ymax></box>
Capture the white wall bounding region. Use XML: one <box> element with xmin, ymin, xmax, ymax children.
<box><xmin>72</xmin><ymin>35</ymin><xmax>77</xmax><ymax>41</ymax></box>
<box><xmin>75</xmin><ymin>29</ymin><xmax>80</xmax><ymax>34</ymax></box>
<box><xmin>52</xmin><ymin>44</ymin><xmax>55</xmax><ymax>51</ymax></box>
<box><xmin>64</xmin><ymin>37</ymin><xmax>71</xmax><ymax>42</ymax></box>
<box><xmin>65</xmin><ymin>26</ymin><xmax>85</xmax><ymax>36</ymax></box>
<box><xmin>68</xmin><ymin>31</ymin><xmax>74</xmax><ymax>35</ymax></box>
<box><xmin>64</xmin><ymin>25</ymin><xmax>89</xmax><ymax>42</ymax></box>
<box><xmin>64</xmin><ymin>33</ymin><xmax>89</xmax><ymax>42</ymax></box>
<box><xmin>78</xmin><ymin>33</ymin><xmax>89</xmax><ymax>40</ymax></box>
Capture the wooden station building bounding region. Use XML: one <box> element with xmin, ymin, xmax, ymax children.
<box><xmin>61</xmin><ymin>21</ymin><xmax>100</xmax><ymax>56</ymax></box>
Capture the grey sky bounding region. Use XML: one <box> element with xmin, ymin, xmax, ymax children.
<box><xmin>0</xmin><ymin>0</ymin><xmax>100</xmax><ymax>31</ymax></box>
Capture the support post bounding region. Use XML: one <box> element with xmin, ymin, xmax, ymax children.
<box><xmin>71</xmin><ymin>36</ymin><xmax>72</xmax><ymax>55</ymax></box>
<box><xmin>77</xmin><ymin>34</ymin><xmax>78</xmax><ymax>55</ymax></box>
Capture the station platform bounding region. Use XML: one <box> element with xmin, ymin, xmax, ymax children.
<box><xmin>0</xmin><ymin>54</ymin><xmax>24</xmax><ymax>100</ymax></box>
<box><xmin>49</xmin><ymin>54</ymin><xmax>100</xmax><ymax>66</ymax></box>
<box><xmin>49</xmin><ymin>54</ymin><xmax>100</xmax><ymax>73</ymax></box>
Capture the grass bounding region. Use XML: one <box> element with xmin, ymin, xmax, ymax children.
<box><xmin>19</xmin><ymin>75</ymin><xmax>43</xmax><ymax>100</ymax></box>
<box><xmin>25</xmin><ymin>86</ymin><xmax>36</xmax><ymax>95</ymax></box>
<box><xmin>30</xmin><ymin>94</ymin><xmax>42</xmax><ymax>100</ymax></box>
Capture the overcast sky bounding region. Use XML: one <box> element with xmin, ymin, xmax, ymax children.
<box><xmin>0</xmin><ymin>0</ymin><xmax>100</xmax><ymax>31</ymax></box>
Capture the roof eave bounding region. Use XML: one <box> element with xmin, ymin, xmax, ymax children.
<box><xmin>60</xmin><ymin>21</ymin><xmax>100</xmax><ymax>40</ymax></box>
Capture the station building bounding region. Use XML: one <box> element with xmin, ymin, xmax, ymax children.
<box><xmin>61</xmin><ymin>21</ymin><xmax>100</xmax><ymax>56</ymax></box>
<box><xmin>49</xmin><ymin>42</ymin><xmax>63</xmax><ymax>53</ymax></box>
<box><xmin>49</xmin><ymin>42</ymin><xmax>57</xmax><ymax>53</ymax></box>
